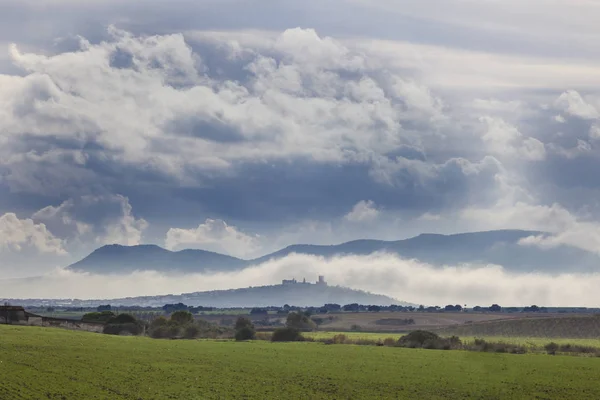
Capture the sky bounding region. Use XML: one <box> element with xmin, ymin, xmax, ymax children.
<box><xmin>2</xmin><ymin>0</ymin><xmax>600</xmax><ymax>305</ymax></box>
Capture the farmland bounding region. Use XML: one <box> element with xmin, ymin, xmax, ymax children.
<box><xmin>437</xmin><ymin>315</ymin><xmax>600</xmax><ymax>338</ymax></box>
<box><xmin>2</xmin><ymin>325</ymin><xmax>600</xmax><ymax>399</ymax></box>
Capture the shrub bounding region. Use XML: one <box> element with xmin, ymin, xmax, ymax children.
<box><xmin>399</xmin><ymin>330</ymin><xmax>440</xmax><ymax>347</ymax></box>
<box><xmin>271</xmin><ymin>327</ymin><xmax>304</xmax><ymax>342</ymax></box>
<box><xmin>383</xmin><ymin>337</ymin><xmax>396</xmax><ymax>347</ymax></box>
<box><xmin>332</xmin><ymin>334</ymin><xmax>348</xmax><ymax>344</ymax></box>
<box><xmin>235</xmin><ymin>326</ymin><xmax>256</xmax><ymax>341</ymax></box>
<box><xmin>559</xmin><ymin>344</ymin><xmax>598</xmax><ymax>354</ymax></box>
<box><xmin>545</xmin><ymin>342</ymin><xmax>559</xmax><ymax>355</ymax></box>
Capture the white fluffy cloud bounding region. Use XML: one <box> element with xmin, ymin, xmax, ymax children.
<box><xmin>480</xmin><ymin>116</ymin><xmax>546</xmax><ymax>161</ymax></box>
<box><xmin>165</xmin><ymin>218</ymin><xmax>261</xmax><ymax>258</ymax></box>
<box><xmin>0</xmin><ymin>213</ymin><xmax>66</xmax><ymax>254</ymax></box>
<box><xmin>554</xmin><ymin>90</ymin><xmax>599</xmax><ymax>120</ymax></box>
<box><xmin>32</xmin><ymin>194</ymin><xmax>148</xmax><ymax>246</ymax></box>
<box><xmin>344</xmin><ymin>200</ymin><xmax>380</xmax><ymax>222</ymax></box>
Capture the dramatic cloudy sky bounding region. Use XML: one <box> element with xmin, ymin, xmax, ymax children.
<box><xmin>2</xmin><ymin>0</ymin><xmax>600</xmax><ymax>304</ymax></box>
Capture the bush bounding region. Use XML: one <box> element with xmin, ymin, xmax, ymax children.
<box><xmin>545</xmin><ymin>342</ymin><xmax>559</xmax><ymax>354</ymax></box>
<box><xmin>399</xmin><ymin>330</ymin><xmax>440</xmax><ymax>347</ymax></box>
<box><xmin>383</xmin><ymin>337</ymin><xmax>396</xmax><ymax>347</ymax></box>
<box><xmin>235</xmin><ymin>326</ymin><xmax>256</xmax><ymax>341</ymax></box>
<box><xmin>271</xmin><ymin>327</ymin><xmax>304</xmax><ymax>342</ymax></box>
<box><xmin>332</xmin><ymin>334</ymin><xmax>348</xmax><ymax>344</ymax></box>
<box><xmin>350</xmin><ymin>324</ymin><xmax>362</xmax><ymax>331</ymax></box>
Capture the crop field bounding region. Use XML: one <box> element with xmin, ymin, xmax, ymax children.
<box><xmin>438</xmin><ymin>315</ymin><xmax>600</xmax><ymax>338</ymax></box>
<box><xmin>313</xmin><ymin>311</ymin><xmax>558</xmax><ymax>332</ymax></box>
<box><xmin>305</xmin><ymin>331</ymin><xmax>600</xmax><ymax>350</ymax></box>
<box><xmin>2</xmin><ymin>326</ymin><xmax>600</xmax><ymax>399</ymax></box>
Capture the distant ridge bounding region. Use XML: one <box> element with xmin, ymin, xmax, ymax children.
<box><xmin>70</xmin><ymin>282</ymin><xmax>408</xmax><ymax>308</ymax></box>
<box><xmin>67</xmin><ymin>229</ymin><xmax>600</xmax><ymax>274</ymax></box>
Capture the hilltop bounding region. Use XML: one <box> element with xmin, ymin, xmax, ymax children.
<box><xmin>67</xmin><ymin>229</ymin><xmax>600</xmax><ymax>274</ymax></box>
<box><xmin>2</xmin><ymin>280</ymin><xmax>406</xmax><ymax>308</ymax></box>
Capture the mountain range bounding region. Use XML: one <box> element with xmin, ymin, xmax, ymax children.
<box><xmin>68</xmin><ymin>229</ymin><xmax>599</xmax><ymax>274</ymax></box>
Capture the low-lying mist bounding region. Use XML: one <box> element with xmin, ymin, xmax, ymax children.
<box><xmin>2</xmin><ymin>253</ymin><xmax>599</xmax><ymax>307</ymax></box>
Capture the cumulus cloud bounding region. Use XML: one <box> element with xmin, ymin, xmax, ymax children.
<box><xmin>344</xmin><ymin>200</ymin><xmax>380</xmax><ymax>222</ymax></box>
<box><xmin>3</xmin><ymin>1</ymin><xmax>600</xmax><ymax>296</ymax></box>
<box><xmin>32</xmin><ymin>194</ymin><xmax>147</xmax><ymax>246</ymax></box>
<box><xmin>554</xmin><ymin>90</ymin><xmax>599</xmax><ymax>120</ymax></box>
<box><xmin>0</xmin><ymin>213</ymin><xmax>66</xmax><ymax>254</ymax></box>
<box><xmin>165</xmin><ymin>218</ymin><xmax>261</xmax><ymax>258</ymax></box>
<box><xmin>2</xmin><ymin>253</ymin><xmax>600</xmax><ymax>307</ymax></box>
<box><xmin>479</xmin><ymin>116</ymin><xmax>546</xmax><ymax>161</ymax></box>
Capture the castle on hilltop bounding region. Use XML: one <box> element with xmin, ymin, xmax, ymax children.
<box><xmin>281</xmin><ymin>275</ymin><xmax>327</xmax><ymax>286</ymax></box>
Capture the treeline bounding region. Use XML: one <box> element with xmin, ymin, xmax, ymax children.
<box><xmin>70</xmin><ymin>302</ymin><xmax>553</xmax><ymax>315</ymax></box>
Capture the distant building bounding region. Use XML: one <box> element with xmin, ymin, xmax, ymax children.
<box><xmin>281</xmin><ymin>275</ymin><xmax>327</xmax><ymax>286</ymax></box>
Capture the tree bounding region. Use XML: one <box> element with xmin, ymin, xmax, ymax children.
<box><xmin>250</xmin><ymin>308</ymin><xmax>268</xmax><ymax>315</ymax></box>
<box><xmin>234</xmin><ymin>316</ymin><xmax>255</xmax><ymax>341</ymax></box>
<box><xmin>235</xmin><ymin>316</ymin><xmax>253</xmax><ymax>331</ymax></box>
<box><xmin>97</xmin><ymin>304</ymin><xmax>112</xmax><ymax>312</ymax></box>
<box><xmin>162</xmin><ymin>303</ymin><xmax>188</xmax><ymax>313</ymax></box>
<box><xmin>368</xmin><ymin>305</ymin><xmax>381</xmax><ymax>312</ymax></box>
<box><xmin>286</xmin><ymin>312</ymin><xmax>316</xmax><ymax>331</ymax></box>
<box><xmin>489</xmin><ymin>304</ymin><xmax>502</xmax><ymax>312</ymax></box>
<box><xmin>342</xmin><ymin>303</ymin><xmax>360</xmax><ymax>312</ymax></box>
<box><xmin>271</xmin><ymin>327</ymin><xmax>303</xmax><ymax>342</ymax></box>
<box><xmin>170</xmin><ymin>310</ymin><xmax>193</xmax><ymax>325</ymax></box>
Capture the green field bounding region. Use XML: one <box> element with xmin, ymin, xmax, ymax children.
<box><xmin>2</xmin><ymin>325</ymin><xmax>600</xmax><ymax>399</ymax></box>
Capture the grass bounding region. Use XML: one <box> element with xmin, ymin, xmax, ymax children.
<box><xmin>2</xmin><ymin>325</ymin><xmax>600</xmax><ymax>399</ymax></box>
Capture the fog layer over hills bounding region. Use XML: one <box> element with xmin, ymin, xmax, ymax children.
<box><xmin>69</xmin><ymin>230</ymin><xmax>599</xmax><ymax>274</ymax></box>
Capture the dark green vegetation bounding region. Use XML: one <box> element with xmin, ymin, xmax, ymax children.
<box><xmin>2</xmin><ymin>325</ymin><xmax>600</xmax><ymax>399</ymax></box>
<box><xmin>439</xmin><ymin>315</ymin><xmax>600</xmax><ymax>338</ymax></box>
